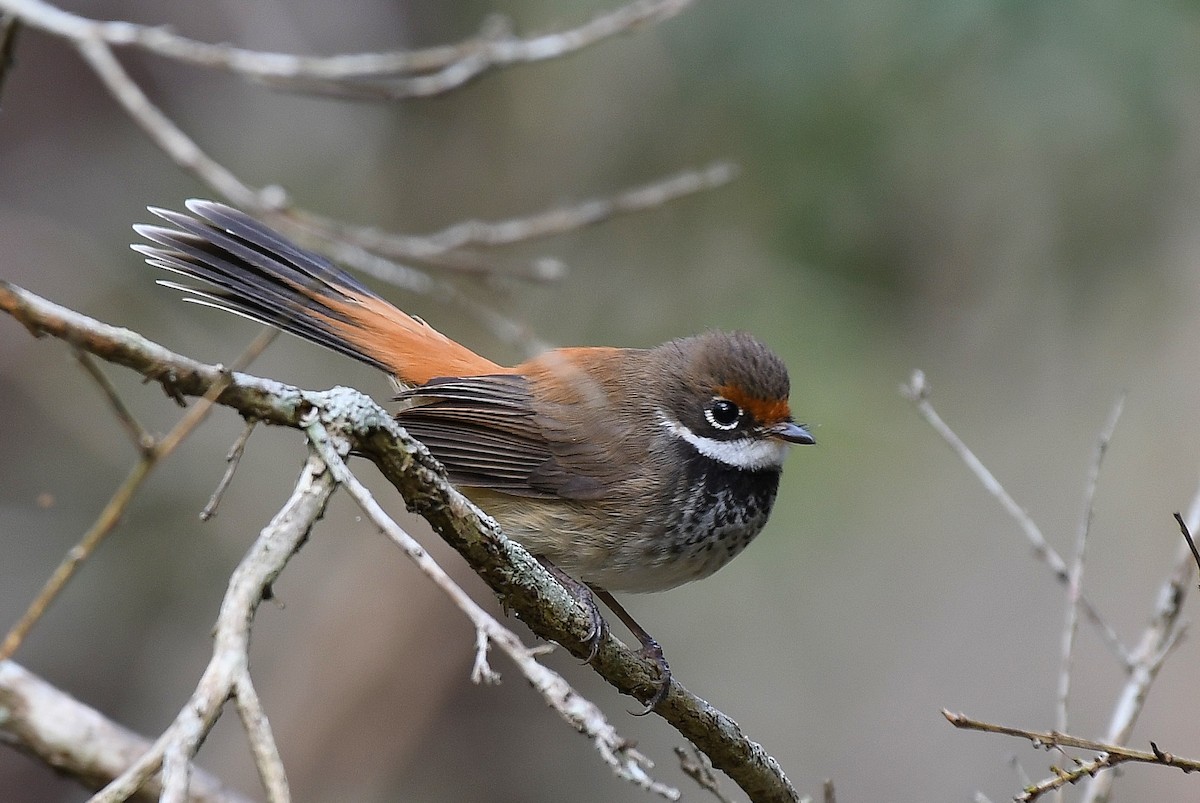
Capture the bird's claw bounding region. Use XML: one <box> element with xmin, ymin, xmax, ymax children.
<box><xmin>630</xmin><ymin>636</ymin><xmax>671</xmax><ymax>715</ymax></box>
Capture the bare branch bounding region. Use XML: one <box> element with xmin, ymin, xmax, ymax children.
<box><xmin>911</xmin><ymin>369</ymin><xmax>1200</xmax><ymax>802</ymax></box>
<box><xmin>1175</xmin><ymin>512</ymin><xmax>1200</xmax><ymax>577</ymax></box>
<box><xmin>306</xmin><ymin>161</ymin><xmax>740</xmax><ymax>263</ymax></box>
<box><xmin>1</xmin><ymin>0</ymin><xmax>727</xmax><ymax>357</ymax></box>
<box><xmin>901</xmin><ymin>370</ymin><xmax>1131</xmax><ymax>666</ymax></box>
<box><xmin>1</xmin><ymin>282</ymin><xmax>801</xmax><ymax>802</ymax></box>
<box><xmin>1080</xmin><ymin>497</ymin><xmax>1200</xmax><ymax>803</ymax></box>
<box><xmin>200</xmin><ymin>420</ymin><xmax>258</xmax><ymax>521</ymax></box>
<box><xmin>675</xmin><ymin>744</ymin><xmax>734</xmax><ymax>803</ymax></box>
<box><xmin>1056</xmin><ymin>396</ymin><xmax>1124</xmax><ymax>737</ymax></box>
<box><xmin>944</xmin><ymin>710</ymin><xmax>1200</xmax><ymax>801</ymax></box>
<box><xmin>74</xmin><ymin>348</ymin><xmax>154</xmax><ymax>454</ymax></box>
<box><xmin>0</xmin><ymin>661</ymin><xmax>254</xmax><ymax>803</ymax></box>
<box><xmin>231</xmin><ymin>671</ymin><xmax>289</xmax><ymax>803</ymax></box>
<box><xmin>3</xmin><ymin>0</ymin><xmax>692</xmax><ymax>97</ymax></box>
<box><xmin>92</xmin><ymin>453</ymin><xmax>336</xmax><ymax>802</ymax></box>
<box><xmin>304</xmin><ymin>414</ymin><xmax>678</xmax><ymax>800</ymax></box>
<box><xmin>0</xmin><ymin>328</ymin><xmax>274</xmax><ymax>663</ymax></box>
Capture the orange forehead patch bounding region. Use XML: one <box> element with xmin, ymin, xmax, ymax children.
<box><xmin>716</xmin><ymin>384</ymin><xmax>791</xmax><ymax>424</ymax></box>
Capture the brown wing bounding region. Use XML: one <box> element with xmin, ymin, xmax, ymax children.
<box><xmin>396</xmin><ymin>368</ymin><xmax>625</xmax><ymax>500</ymax></box>
<box><xmin>395</xmin><ymin>375</ymin><xmax>596</xmax><ymax>499</ymax></box>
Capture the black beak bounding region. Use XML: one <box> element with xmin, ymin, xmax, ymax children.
<box><xmin>767</xmin><ymin>421</ymin><xmax>815</xmax><ymax>445</ymax></box>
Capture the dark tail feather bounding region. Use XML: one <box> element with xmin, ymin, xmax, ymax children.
<box><xmin>133</xmin><ymin>200</ymin><xmax>391</xmax><ymax>372</ymax></box>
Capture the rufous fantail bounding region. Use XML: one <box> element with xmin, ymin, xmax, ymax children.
<box><xmin>134</xmin><ymin>200</ymin><xmax>814</xmax><ymax>710</ymax></box>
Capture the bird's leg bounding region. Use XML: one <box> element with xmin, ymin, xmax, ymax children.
<box><xmin>588</xmin><ymin>586</ymin><xmax>671</xmax><ymax>715</ymax></box>
<box><xmin>535</xmin><ymin>556</ymin><xmax>608</xmax><ymax>661</ymax></box>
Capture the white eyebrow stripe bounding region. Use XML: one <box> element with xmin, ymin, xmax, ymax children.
<box><xmin>658</xmin><ymin>411</ymin><xmax>790</xmax><ymax>471</ymax></box>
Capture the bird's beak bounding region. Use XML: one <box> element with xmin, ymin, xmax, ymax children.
<box><xmin>767</xmin><ymin>420</ymin><xmax>815</xmax><ymax>445</ymax></box>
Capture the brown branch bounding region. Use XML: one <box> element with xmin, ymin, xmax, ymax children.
<box><xmin>1</xmin><ymin>282</ymin><xmax>800</xmax><ymax>802</ymax></box>
<box><xmin>944</xmin><ymin>710</ymin><xmax>1200</xmax><ymax>801</ymax></box>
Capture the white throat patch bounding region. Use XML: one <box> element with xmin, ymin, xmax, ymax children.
<box><xmin>658</xmin><ymin>412</ymin><xmax>789</xmax><ymax>471</ymax></box>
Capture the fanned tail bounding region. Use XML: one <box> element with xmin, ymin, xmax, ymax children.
<box><xmin>133</xmin><ymin>200</ymin><xmax>501</xmax><ymax>384</ymax></box>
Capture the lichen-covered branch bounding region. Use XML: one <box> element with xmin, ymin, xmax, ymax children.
<box><xmin>1</xmin><ymin>281</ymin><xmax>800</xmax><ymax>802</ymax></box>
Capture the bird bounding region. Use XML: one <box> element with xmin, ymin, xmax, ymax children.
<box><xmin>133</xmin><ymin>199</ymin><xmax>815</xmax><ymax>711</ymax></box>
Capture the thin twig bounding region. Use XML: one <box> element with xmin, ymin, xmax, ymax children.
<box><xmin>200</xmin><ymin>419</ymin><xmax>258</xmax><ymax>521</ymax></box>
<box><xmin>674</xmin><ymin>744</ymin><xmax>733</xmax><ymax>803</ymax></box>
<box><xmin>2</xmin><ymin>0</ymin><xmax>691</xmax><ymax>95</ymax></box>
<box><xmin>303</xmin><ymin>414</ymin><xmax>680</xmax><ymax>801</ymax></box>
<box><xmin>91</xmin><ymin>452</ymin><xmax>335</xmax><ymax>803</ymax></box>
<box><xmin>73</xmin><ymin>348</ymin><xmax>155</xmax><ymax>454</ymax></box>
<box><xmin>0</xmin><ymin>329</ymin><xmax>275</xmax><ymax>662</ymax></box>
<box><xmin>0</xmin><ymin>661</ymin><xmax>254</xmax><ymax>803</ymax></box>
<box><xmin>944</xmin><ymin>710</ymin><xmax>1200</xmax><ymax>801</ymax></box>
<box><xmin>299</xmin><ymin>161</ymin><xmax>739</xmax><ymax>264</ymax></box>
<box><xmin>1175</xmin><ymin>512</ymin><xmax>1200</xmax><ymax>578</ymax></box>
<box><xmin>901</xmin><ymin>370</ymin><xmax>1131</xmax><ymax>666</ymax></box>
<box><xmin>232</xmin><ymin>670</ymin><xmax>290</xmax><ymax>803</ymax></box>
<box><xmin>1</xmin><ymin>281</ymin><xmax>801</xmax><ymax>803</ymax></box>
<box><xmin>1056</xmin><ymin>396</ymin><xmax>1124</xmax><ymax>742</ymax></box>
<box><xmin>470</xmin><ymin>627</ymin><xmax>502</xmax><ymax>685</ymax></box>
<box><xmin>1080</xmin><ymin>493</ymin><xmax>1200</xmax><ymax>803</ymax></box>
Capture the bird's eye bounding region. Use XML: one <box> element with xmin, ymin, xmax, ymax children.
<box><xmin>705</xmin><ymin>398</ymin><xmax>742</xmax><ymax>430</ymax></box>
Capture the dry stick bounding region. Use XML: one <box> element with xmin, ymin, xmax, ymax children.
<box><xmin>0</xmin><ymin>660</ymin><xmax>255</xmax><ymax>803</ymax></box>
<box><xmin>674</xmin><ymin>744</ymin><xmax>734</xmax><ymax>803</ymax></box>
<box><xmin>300</xmin><ymin>161</ymin><xmax>740</xmax><ymax>264</ymax></box>
<box><xmin>901</xmin><ymin>371</ymin><xmax>1131</xmax><ymax>667</ymax></box>
<box><xmin>68</xmin><ymin>28</ymin><xmax>576</xmax><ymax>353</ymax></box>
<box><xmin>1</xmin><ymin>0</ymin><xmax>691</xmax><ymax>90</ymax></box>
<box><xmin>1079</xmin><ymin>491</ymin><xmax>1200</xmax><ymax>803</ymax></box>
<box><xmin>1056</xmin><ymin>397</ymin><xmax>1124</xmax><ymax>745</ymax></box>
<box><xmin>200</xmin><ymin>420</ymin><xmax>257</xmax><ymax>521</ymax></box>
<box><xmin>90</xmin><ymin>453</ymin><xmax>336</xmax><ymax>803</ymax></box>
<box><xmin>0</xmin><ymin>329</ymin><xmax>276</xmax><ymax>662</ymax></box>
<box><xmin>1176</xmin><ymin>512</ymin><xmax>1200</xmax><ymax>576</ymax></box>
<box><xmin>12</xmin><ymin>0</ymin><xmax>729</xmax><ymax>357</ymax></box>
<box><xmin>944</xmin><ymin>710</ymin><xmax>1200</xmax><ymax>800</ymax></box>
<box><xmin>230</xmin><ymin>671</ymin><xmax>288</xmax><ymax>803</ymax></box>
<box><xmin>8</xmin><ymin>0</ymin><xmax>716</xmax><ymax>282</ymax></box>
<box><xmin>248</xmin><ymin>1</ymin><xmax>696</xmax><ymax>100</ymax></box>
<box><xmin>910</xmin><ymin>367</ymin><xmax>1198</xmax><ymax>801</ymax></box>
<box><xmin>1</xmin><ymin>283</ymin><xmax>800</xmax><ymax>803</ymax></box>
<box><xmin>73</xmin><ymin>348</ymin><xmax>156</xmax><ymax>453</ymax></box>
<box><xmin>303</xmin><ymin>414</ymin><xmax>680</xmax><ymax>801</ymax></box>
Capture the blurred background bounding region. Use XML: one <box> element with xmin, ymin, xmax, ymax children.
<box><xmin>3</xmin><ymin>1</ymin><xmax>1200</xmax><ymax>800</ymax></box>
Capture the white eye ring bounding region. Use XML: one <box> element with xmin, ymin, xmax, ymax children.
<box><xmin>705</xmin><ymin>397</ymin><xmax>742</xmax><ymax>430</ymax></box>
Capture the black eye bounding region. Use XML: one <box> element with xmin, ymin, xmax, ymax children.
<box><xmin>705</xmin><ymin>398</ymin><xmax>742</xmax><ymax>430</ymax></box>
